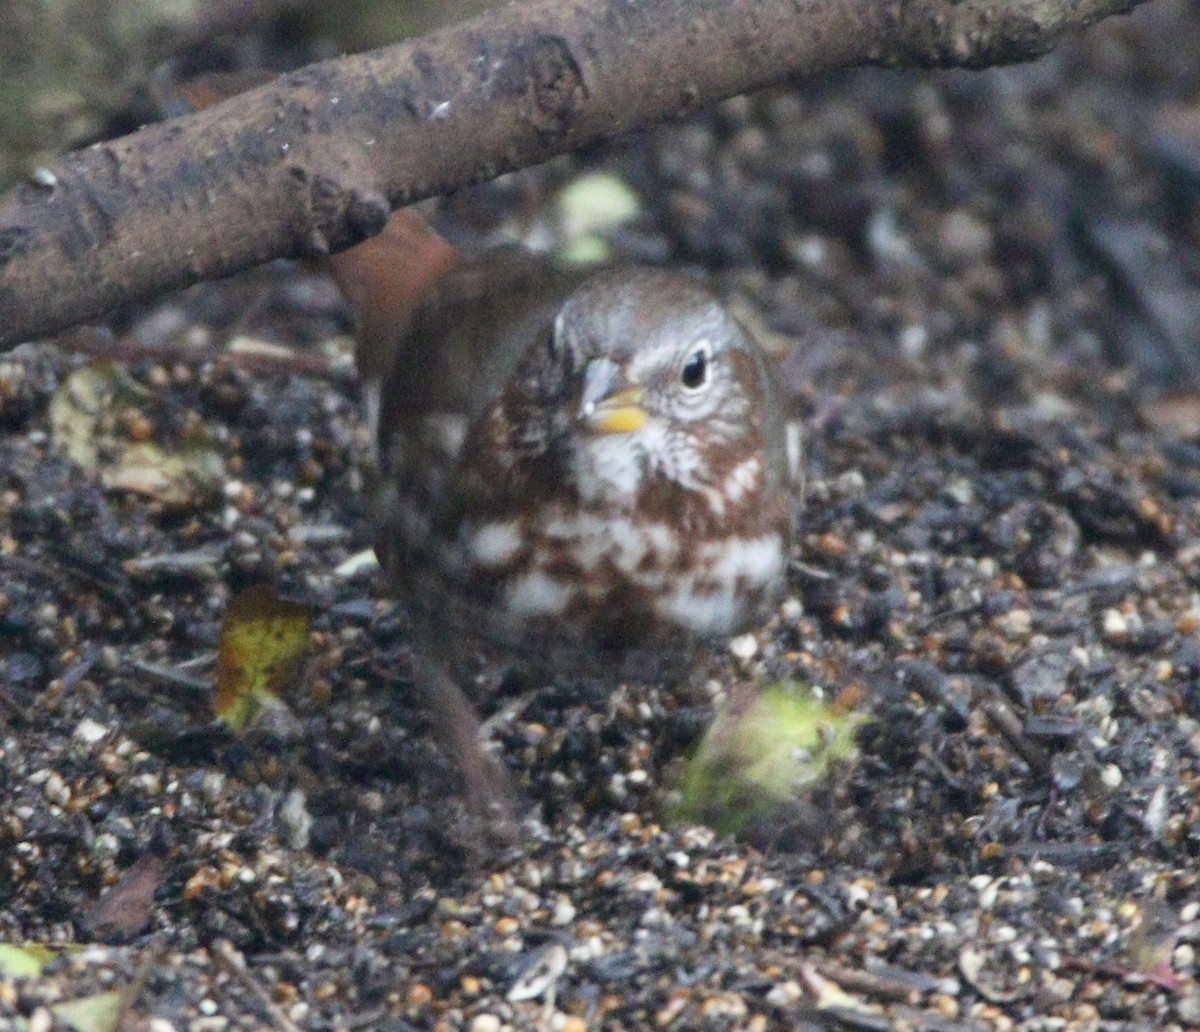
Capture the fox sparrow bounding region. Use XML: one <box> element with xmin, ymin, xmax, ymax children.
<box><xmin>329</xmin><ymin>212</ymin><xmax>796</xmax><ymax>816</ymax></box>
<box><xmin>175</xmin><ymin>75</ymin><xmax>795</xmax><ymax>815</ymax></box>
<box><xmin>362</xmin><ymin>252</ymin><xmax>792</xmax><ymax>669</ymax></box>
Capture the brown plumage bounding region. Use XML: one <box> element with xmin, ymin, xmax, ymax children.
<box><xmin>370</xmin><ymin>260</ymin><xmax>792</xmax><ymax>684</ymax></box>
<box><xmin>340</xmin><ymin>213</ymin><xmax>797</xmax><ymax>820</ymax></box>
<box><xmin>178</xmin><ymin>71</ymin><xmax>796</xmax><ymax>823</ymax></box>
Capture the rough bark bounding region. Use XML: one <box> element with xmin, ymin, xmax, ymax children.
<box><xmin>0</xmin><ymin>0</ymin><xmax>1148</xmax><ymax>349</ymax></box>
<box><xmin>0</xmin><ymin>0</ymin><xmax>317</xmax><ymax>194</ymax></box>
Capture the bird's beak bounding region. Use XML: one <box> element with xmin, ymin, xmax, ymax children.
<box><xmin>582</xmin><ymin>387</ymin><xmax>647</xmax><ymax>434</ymax></box>
<box><xmin>578</xmin><ymin>359</ymin><xmax>647</xmax><ymax>434</ymax></box>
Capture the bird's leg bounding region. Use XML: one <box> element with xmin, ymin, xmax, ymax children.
<box><xmin>408</xmin><ymin>652</ymin><xmax>518</xmax><ymax>839</ymax></box>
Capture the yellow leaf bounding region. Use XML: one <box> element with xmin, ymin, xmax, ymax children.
<box><xmin>215</xmin><ymin>585</ymin><xmax>313</xmax><ymax>732</ymax></box>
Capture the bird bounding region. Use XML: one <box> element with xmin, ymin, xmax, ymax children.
<box><xmin>328</xmin><ymin>212</ymin><xmax>797</xmax><ymax>818</ymax></box>
<box><xmin>172</xmin><ymin>71</ymin><xmax>798</xmax><ymax>822</ymax></box>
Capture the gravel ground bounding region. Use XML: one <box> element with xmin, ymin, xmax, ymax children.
<box><xmin>4</xmin><ymin>2</ymin><xmax>1200</xmax><ymax>1030</ymax></box>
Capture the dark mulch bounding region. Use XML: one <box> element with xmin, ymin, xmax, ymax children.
<box><xmin>3</xmin><ymin>2</ymin><xmax>1200</xmax><ymax>1029</ymax></box>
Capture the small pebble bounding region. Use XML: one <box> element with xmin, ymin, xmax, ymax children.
<box><xmin>42</xmin><ymin>772</ymin><xmax>69</xmax><ymax>807</ymax></box>
<box><xmin>780</xmin><ymin>597</ymin><xmax>803</xmax><ymax>620</ymax></box>
<box><xmin>939</xmin><ymin>209</ymin><xmax>993</xmax><ymax>262</ymax></box>
<box><xmin>996</xmin><ymin>609</ymin><xmax>1033</xmax><ymax>637</ymax></box>
<box><xmin>73</xmin><ymin>718</ymin><xmax>108</xmax><ymax>744</ymax></box>
<box><xmin>1102</xmin><ymin>608</ymin><xmax>1129</xmax><ymax>639</ymax></box>
<box><xmin>765</xmin><ymin>981</ymin><xmax>802</xmax><ymax>1007</ymax></box>
<box><xmin>1175</xmin><ymin>991</ymin><xmax>1200</xmax><ymax>1025</ymax></box>
<box><xmin>552</xmin><ymin>896</ymin><xmax>576</xmax><ymax>925</ymax></box>
<box><xmin>729</xmin><ymin>633</ymin><xmax>759</xmax><ymax>660</ymax></box>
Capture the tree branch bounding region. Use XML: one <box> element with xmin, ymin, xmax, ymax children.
<box><xmin>0</xmin><ymin>0</ymin><xmax>1147</xmax><ymax>349</ymax></box>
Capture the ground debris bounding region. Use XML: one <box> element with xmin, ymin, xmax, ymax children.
<box><xmin>3</xmin><ymin>3</ymin><xmax>1200</xmax><ymax>1028</ymax></box>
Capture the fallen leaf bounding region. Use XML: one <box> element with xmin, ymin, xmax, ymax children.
<box><xmin>52</xmin><ymin>990</ymin><xmax>125</xmax><ymax>1032</ymax></box>
<box><xmin>669</xmin><ymin>682</ymin><xmax>865</xmax><ymax>838</ymax></box>
<box><xmin>80</xmin><ymin>855</ymin><xmax>164</xmax><ymax>942</ymax></box>
<box><xmin>50</xmin><ymin>361</ymin><xmax>225</xmax><ymax>507</ymax></box>
<box><xmin>48</xmin><ymin>362</ymin><xmax>141</xmax><ymax>471</ymax></box>
<box><xmin>0</xmin><ymin>942</ymin><xmax>56</xmax><ymax>978</ymax></box>
<box><xmin>101</xmin><ymin>442</ymin><xmax>224</xmax><ymax>508</ymax></box>
<box><xmin>215</xmin><ymin>584</ymin><xmax>313</xmax><ymax>732</ymax></box>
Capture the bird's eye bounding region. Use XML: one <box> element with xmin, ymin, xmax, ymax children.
<box><xmin>680</xmin><ymin>345</ymin><xmax>710</xmax><ymax>391</ymax></box>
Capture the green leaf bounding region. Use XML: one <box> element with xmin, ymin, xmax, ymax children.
<box><xmin>52</xmin><ymin>990</ymin><xmax>125</xmax><ymax>1032</ymax></box>
<box><xmin>556</xmin><ymin>173</ymin><xmax>641</xmax><ymax>266</ymax></box>
<box><xmin>669</xmin><ymin>683</ymin><xmax>865</xmax><ymax>837</ymax></box>
<box><xmin>0</xmin><ymin>942</ymin><xmax>55</xmax><ymax>978</ymax></box>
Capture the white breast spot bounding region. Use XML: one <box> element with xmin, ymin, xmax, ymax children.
<box><xmin>655</xmin><ymin>581</ymin><xmax>740</xmax><ymax>636</ymax></box>
<box><xmin>505</xmin><ymin>570</ymin><xmax>574</xmax><ymax>617</ymax></box>
<box><xmin>722</xmin><ymin>456</ymin><xmax>761</xmax><ymax>504</ymax></box>
<box><xmin>640</xmin><ymin>521</ymin><xmax>678</xmax><ymax>558</ymax></box>
<box><xmin>534</xmin><ymin>510</ymin><xmax>678</xmax><ymax>575</ymax></box>
<box><xmin>705</xmin><ymin>534</ymin><xmax>785</xmax><ymax>586</ymax></box>
<box><xmin>612</xmin><ymin>518</ymin><xmax>680</xmax><ymax>574</ymax></box>
<box><xmin>469</xmin><ymin>520</ymin><xmax>523</xmax><ymax>567</ymax></box>
<box><xmin>700</xmin><ymin>486</ymin><xmax>726</xmax><ymax>517</ymax></box>
<box><xmin>538</xmin><ymin>510</ymin><xmax>606</xmax><ymax>569</ymax></box>
<box><xmin>543</xmin><ymin>510</ymin><xmax>606</xmax><ymax>540</ymax></box>
<box><xmin>653</xmin><ymin>534</ymin><xmax>785</xmax><ymax>636</ymax></box>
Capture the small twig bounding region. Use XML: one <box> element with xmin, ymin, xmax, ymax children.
<box><xmin>920</xmin><ymin>602</ymin><xmax>984</xmax><ymax>630</ymax></box>
<box><xmin>129</xmin><ymin>658</ymin><xmax>212</xmax><ymax>697</ymax></box>
<box><xmin>1059</xmin><ymin>954</ymin><xmax>1185</xmax><ymax>993</ymax></box>
<box><xmin>123</xmin><ymin>547</ymin><xmax>225</xmax><ymax>581</ymax></box>
<box><xmin>54</xmin><ymin>326</ymin><xmax>356</xmax><ymax>384</ymax></box>
<box><xmin>116</xmin><ymin>941</ymin><xmax>166</xmax><ymax>1031</ymax></box>
<box><xmin>213</xmin><ymin>939</ymin><xmax>307</xmax><ymax>1032</ymax></box>
<box><xmin>176</xmin><ymin>651</ymin><xmax>218</xmax><ymax>672</ymax></box>
<box><xmin>981</xmin><ymin>699</ymin><xmax>1053</xmax><ymax>778</ymax></box>
<box><xmin>341</xmin><ymin>1007</ymin><xmax>391</xmax><ymax>1031</ymax></box>
<box><xmin>218</xmin><ymin>340</ymin><xmax>355</xmax><ymax>383</ymax></box>
<box><xmin>812</xmin><ymin>960</ymin><xmax>952</xmax><ymax>1004</ymax></box>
